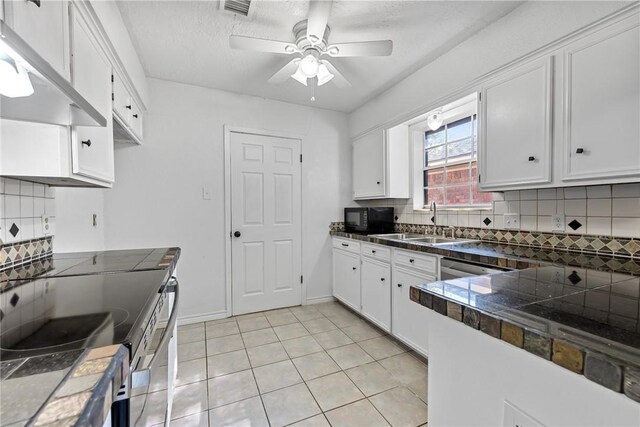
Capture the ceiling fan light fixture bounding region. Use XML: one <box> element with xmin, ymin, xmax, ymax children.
<box><xmin>307</xmin><ymin>34</ymin><xmax>320</xmax><ymax>45</ymax></box>
<box><xmin>316</xmin><ymin>63</ymin><xmax>334</xmax><ymax>86</ymax></box>
<box><xmin>299</xmin><ymin>54</ymin><xmax>320</xmax><ymax>78</ymax></box>
<box><xmin>291</xmin><ymin>65</ymin><xmax>308</xmax><ymax>86</ymax></box>
<box><xmin>427</xmin><ymin>111</ymin><xmax>444</xmax><ymax>131</ymax></box>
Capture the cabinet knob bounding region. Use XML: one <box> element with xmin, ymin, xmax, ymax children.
<box><xmin>27</xmin><ymin>0</ymin><xmax>41</xmax><ymax>7</ymax></box>
<box><xmin>409</xmin><ymin>259</ymin><xmax>415</xmax><ymax>263</ymax></box>
<box><xmin>397</xmin><ymin>283</ymin><xmax>403</xmax><ymax>287</ymax></box>
<box><xmin>81</xmin><ymin>139</ymin><xmax>92</xmax><ymax>147</ymax></box>
<box><xmin>133</xmin><ymin>114</ymin><xmax>139</xmax><ymax>118</ymax></box>
<box><xmin>528</xmin><ymin>156</ymin><xmax>535</xmax><ymax>162</ymax></box>
<box><xmin>341</xmin><ymin>243</ymin><xmax>349</xmax><ymax>247</ymax></box>
<box><xmin>126</xmin><ymin>105</ymin><xmax>132</xmax><ymax>110</ymax></box>
<box><xmin>233</xmin><ymin>231</ymin><xmax>241</xmax><ymax>238</ymax></box>
<box><xmin>352</xmin><ymin>267</ymin><xmax>357</xmax><ymax>271</ymax></box>
<box><xmin>576</xmin><ymin>148</ymin><xmax>584</xmax><ymax>154</ymax></box>
<box><xmin>372</xmin><ymin>250</ymin><xmax>376</xmax><ymax>254</ymax></box>
<box><xmin>380</xmin><ymin>278</ymin><xmax>385</xmax><ymax>282</ymax></box>
<box><xmin>376</xmin><ymin>181</ymin><xmax>380</xmax><ymax>185</ymax></box>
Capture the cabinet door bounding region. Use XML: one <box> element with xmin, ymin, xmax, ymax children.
<box><xmin>562</xmin><ymin>16</ymin><xmax>640</xmax><ymax>182</ymax></box>
<box><xmin>70</xmin><ymin>4</ymin><xmax>111</xmax><ymax>119</ymax></box>
<box><xmin>479</xmin><ymin>57</ymin><xmax>553</xmax><ymax>189</ymax></box>
<box><xmin>353</xmin><ymin>130</ymin><xmax>385</xmax><ymax>199</ymax></box>
<box><xmin>332</xmin><ymin>249</ymin><xmax>361</xmax><ymax>312</ymax></box>
<box><xmin>72</xmin><ymin>120</ymin><xmax>114</xmax><ymax>182</ymax></box>
<box><xmin>361</xmin><ymin>258</ymin><xmax>391</xmax><ymax>331</ymax></box>
<box><xmin>6</xmin><ymin>0</ymin><xmax>70</xmax><ymax>79</ymax></box>
<box><xmin>112</xmin><ymin>72</ymin><xmax>132</xmax><ymax>126</ymax></box>
<box><xmin>392</xmin><ymin>268</ymin><xmax>434</xmax><ymax>356</ymax></box>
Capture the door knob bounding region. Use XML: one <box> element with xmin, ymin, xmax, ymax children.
<box><xmin>233</xmin><ymin>231</ymin><xmax>241</xmax><ymax>238</ymax></box>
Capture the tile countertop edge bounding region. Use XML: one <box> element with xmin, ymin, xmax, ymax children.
<box><xmin>409</xmin><ymin>284</ymin><xmax>640</xmax><ymax>404</ymax></box>
<box><xmin>28</xmin><ymin>344</ymin><xmax>130</xmax><ymax>427</ymax></box>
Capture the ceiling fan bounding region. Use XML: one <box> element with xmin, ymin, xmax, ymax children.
<box><xmin>229</xmin><ymin>0</ymin><xmax>393</xmax><ymax>89</ymax></box>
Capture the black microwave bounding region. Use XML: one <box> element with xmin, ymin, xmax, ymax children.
<box><xmin>344</xmin><ymin>207</ymin><xmax>394</xmax><ymax>234</ymax></box>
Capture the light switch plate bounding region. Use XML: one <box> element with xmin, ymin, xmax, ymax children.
<box><xmin>202</xmin><ymin>186</ymin><xmax>211</xmax><ymax>200</ymax></box>
<box><xmin>552</xmin><ymin>214</ymin><xmax>565</xmax><ymax>232</ymax></box>
<box><xmin>504</xmin><ymin>213</ymin><xmax>520</xmax><ymax>230</ymax></box>
<box><xmin>503</xmin><ymin>400</ymin><xmax>544</xmax><ymax>427</ymax></box>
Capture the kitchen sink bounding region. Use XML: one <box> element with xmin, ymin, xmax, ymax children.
<box><xmin>371</xmin><ymin>233</ymin><xmax>474</xmax><ymax>246</ymax></box>
<box><xmin>371</xmin><ymin>233</ymin><xmax>426</xmax><ymax>240</ymax></box>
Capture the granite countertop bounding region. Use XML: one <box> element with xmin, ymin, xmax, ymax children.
<box><xmin>330</xmin><ymin>231</ymin><xmax>640</xmax><ymax>275</ymax></box>
<box><xmin>0</xmin><ymin>247</ymin><xmax>180</xmax><ymax>426</ymax></box>
<box><xmin>331</xmin><ymin>231</ymin><xmax>640</xmax><ymax>401</ymax></box>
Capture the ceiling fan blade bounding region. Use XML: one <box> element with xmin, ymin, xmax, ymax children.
<box><xmin>326</xmin><ymin>40</ymin><xmax>393</xmax><ymax>57</ymax></box>
<box><xmin>268</xmin><ymin>58</ymin><xmax>301</xmax><ymax>85</ymax></box>
<box><xmin>321</xmin><ymin>60</ymin><xmax>350</xmax><ymax>88</ymax></box>
<box><xmin>307</xmin><ymin>0</ymin><xmax>332</xmax><ymax>44</ymax></box>
<box><xmin>230</xmin><ymin>35</ymin><xmax>298</xmax><ymax>55</ymax></box>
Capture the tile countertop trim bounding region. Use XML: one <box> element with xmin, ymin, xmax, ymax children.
<box><xmin>409</xmin><ymin>285</ymin><xmax>640</xmax><ymax>404</ymax></box>
<box><xmin>29</xmin><ymin>344</ymin><xmax>129</xmax><ymax>427</ymax></box>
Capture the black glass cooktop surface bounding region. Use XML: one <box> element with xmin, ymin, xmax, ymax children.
<box><xmin>0</xmin><ymin>269</ymin><xmax>169</xmax><ymax>360</ymax></box>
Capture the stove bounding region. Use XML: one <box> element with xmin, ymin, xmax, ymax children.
<box><xmin>0</xmin><ymin>269</ymin><xmax>170</xmax><ymax>361</ymax></box>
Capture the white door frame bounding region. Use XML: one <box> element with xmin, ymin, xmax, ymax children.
<box><xmin>223</xmin><ymin>125</ymin><xmax>305</xmax><ymax>317</ymax></box>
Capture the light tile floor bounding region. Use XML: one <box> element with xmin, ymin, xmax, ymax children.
<box><xmin>132</xmin><ymin>301</ymin><xmax>428</xmax><ymax>427</ymax></box>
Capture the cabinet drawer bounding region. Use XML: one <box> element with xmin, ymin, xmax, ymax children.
<box><xmin>332</xmin><ymin>238</ymin><xmax>360</xmax><ymax>254</ymax></box>
<box><xmin>361</xmin><ymin>243</ymin><xmax>391</xmax><ymax>262</ymax></box>
<box><xmin>394</xmin><ymin>249</ymin><xmax>437</xmax><ymax>274</ymax></box>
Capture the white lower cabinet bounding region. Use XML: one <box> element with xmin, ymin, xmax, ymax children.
<box><xmin>361</xmin><ymin>257</ymin><xmax>391</xmax><ymax>332</ymax></box>
<box><xmin>332</xmin><ymin>237</ymin><xmax>439</xmax><ymax>355</ymax></box>
<box><xmin>392</xmin><ymin>267</ymin><xmax>434</xmax><ymax>357</ymax></box>
<box><xmin>332</xmin><ymin>248</ymin><xmax>361</xmax><ymax>312</ymax></box>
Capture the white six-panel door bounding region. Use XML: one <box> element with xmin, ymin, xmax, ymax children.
<box><xmin>230</xmin><ymin>131</ymin><xmax>302</xmax><ymax>315</ymax></box>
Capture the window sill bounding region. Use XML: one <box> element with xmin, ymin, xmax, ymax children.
<box><xmin>414</xmin><ymin>205</ymin><xmax>492</xmax><ymax>212</ymax></box>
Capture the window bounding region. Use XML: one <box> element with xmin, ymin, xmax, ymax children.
<box><xmin>423</xmin><ymin>115</ymin><xmax>492</xmax><ymax>208</ymax></box>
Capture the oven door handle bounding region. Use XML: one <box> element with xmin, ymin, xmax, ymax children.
<box><xmin>131</xmin><ymin>279</ymin><xmax>180</xmax><ymax>388</ymax></box>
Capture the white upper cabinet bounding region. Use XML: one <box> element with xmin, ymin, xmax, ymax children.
<box><xmin>112</xmin><ymin>70</ymin><xmax>143</xmax><ymax>144</ymax></box>
<box><xmin>353</xmin><ymin>130</ymin><xmax>385</xmax><ymax>198</ymax></box>
<box><xmin>70</xmin><ymin>3</ymin><xmax>111</xmax><ymax>119</ymax></box>
<box><xmin>352</xmin><ymin>125</ymin><xmax>409</xmax><ymax>200</ymax></box>
<box><xmin>562</xmin><ymin>14</ymin><xmax>640</xmax><ymax>182</ymax></box>
<box><xmin>112</xmin><ymin>70</ymin><xmax>132</xmax><ymax>126</ymax></box>
<box><xmin>4</xmin><ymin>0</ymin><xmax>70</xmax><ymax>80</ymax></box>
<box><xmin>479</xmin><ymin>57</ymin><xmax>553</xmax><ymax>190</ymax></box>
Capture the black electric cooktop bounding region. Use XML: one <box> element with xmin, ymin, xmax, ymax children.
<box><xmin>0</xmin><ymin>267</ymin><xmax>171</xmax><ymax>361</ymax></box>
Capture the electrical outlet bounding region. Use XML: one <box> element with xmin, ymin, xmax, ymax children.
<box><xmin>41</xmin><ymin>215</ymin><xmax>54</xmax><ymax>235</ymax></box>
<box><xmin>503</xmin><ymin>401</ymin><xmax>544</xmax><ymax>427</ymax></box>
<box><xmin>504</xmin><ymin>213</ymin><xmax>520</xmax><ymax>230</ymax></box>
<box><xmin>552</xmin><ymin>214</ymin><xmax>565</xmax><ymax>232</ymax></box>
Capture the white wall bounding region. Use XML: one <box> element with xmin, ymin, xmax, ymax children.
<box><xmin>349</xmin><ymin>1</ymin><xmax>630</xmax><ymax>137</ymax></box>
<box><xmin>428</xmin><ymin>313</ymin><xmax>640</xmax><ymax>426</ymax></box>
<box><xmin>102</xmin><ymin>78</ymin><xmax>351</xmax><ymax>322</ymax></box>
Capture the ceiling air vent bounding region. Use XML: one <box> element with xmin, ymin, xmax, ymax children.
<box><xmin>221</xmin><ymin>0</ymin><xmax>253</xmax><ymax>17</ymax></box>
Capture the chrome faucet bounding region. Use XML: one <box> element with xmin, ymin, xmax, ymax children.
<box><xmin>445</xmin><ymin>226</ymin><xmax>456</xmax><ymax>239</ymax></box>
<box><xmin>429</xmin><ymin>202</ymin><xmax>437</xmax><ymax>233</ymax></box>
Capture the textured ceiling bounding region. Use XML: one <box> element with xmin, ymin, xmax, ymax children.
<box><xmin>117</xmin><ymin>1</ymin><xmax>523</xmax><ymax>112</ymax></box>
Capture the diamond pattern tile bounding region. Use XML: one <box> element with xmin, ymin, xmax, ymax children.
<box><xmin>9</xmin><ymin>223</ymin><xmax>19</xmax><ymax>238</ymax></box>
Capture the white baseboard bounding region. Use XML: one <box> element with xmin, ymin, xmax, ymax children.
<box><xmin>178</xmin><ymin>310</ymin><xmax>228</xmax><ymax>326</ymax></box>
<box><xmin>304</xmin><ymin>295</ymin><xmax>336</xmax><ymax>305</ymax></box>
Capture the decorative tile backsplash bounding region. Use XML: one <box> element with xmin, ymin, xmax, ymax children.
<box><xmin>0</xmin><ymin>178</ymin><xmax>56</xmax><ymax>245</ymax></box>
<box><xmin>359</xmin><ymin>183</ymin><xmax>640</xmax><ymax>239</ymax></box>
